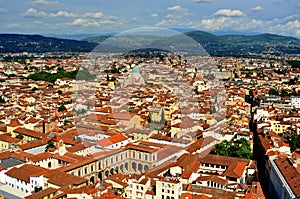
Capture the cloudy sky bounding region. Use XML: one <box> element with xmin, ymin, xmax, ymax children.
<box><xmin>0</xmin><ymin>0</ymin><xmax>299</xmax><ymax>37</ymax></box>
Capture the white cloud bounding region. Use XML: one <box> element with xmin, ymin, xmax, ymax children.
<box><xmin>150</xmin><ymin>13</ymin><xmax>158</xmax><ymax>18</ymax></box>
<box><xmin>34</xmin><ymin>0</ymin><xmax>59</xmax><ymax>6</ymax></box>
<box><xmin>199</xmin><ymin>17</ymin><xmax>264</xmax><ymax>31</ymax></box>
<box><xmin>167</xmin><ymin>5</ymin><xmax>188</xmax><ymax>13</ymax></box>
<box><xmin>50</xmin><ymin>11</ymin><xmax>76</xmax><ymax>18</ymax></box>
<box><xmin>7</xmin><ymin>23</ymin><xmax>21</xmax><ymax>28</ymax></box>
<box><xmin>156</xmin><ymin>14</ymin><xmax>193</xmax><ymax>27</ymax></box>
<box><xmin>251</xmin><ymin>6</ymin><xmax>263</xmax><ymax>12</ymax></box>
<box><xmin>213</xmin><ymin>9</ymin><xmax>246</xmax><ymax>17</ymax></box>
<box><xmin>198</xmin><ymin>14</ymin><xmax>300</xmax><ymax>38</ymax></box>
<box><xmin>83</xmin><ymin>12</ymin><xmax>104</xmax><ymax>19</ymax></box>
<box><xmin>23</xmin><ymin>8</ymin><xmax>47</xmax><ymax>17</ymax></box>
<box><xmin>70</xmin><ymin>18</ymin><xmax>120</xmax><ymax>27</ymax></box>
<box><xmin>0</xmin><ymin>8</ymin><xmax>7</xmax><ymax>13</ymax></box>
<box><xmin>193</xmin><ymin>0</ymin><xmax>214</xmax><ymax>3</ymax></box>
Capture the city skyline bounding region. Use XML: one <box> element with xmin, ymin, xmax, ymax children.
<box><xmin>0</xmin><ymin>0</ymin><xmax>299</xmax><ymax>37</ymax></box>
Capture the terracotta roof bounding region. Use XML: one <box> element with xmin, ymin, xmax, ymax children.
<box><xmin>186</xmin><ymin>136</ymin><xmax>215</xmax><ymax>153</ymax></box>
<box><xmin>0</xmin><ymin>133</ymin><xmax>21</xmax><ymax>143</ymax></box>
<box><xmin>14</xmin><ymin>127</ymin><xmax>48</xmax><ymax>139</ymax></box>
<box><xmin>19</xmin><ymin>138</ymin><xmax>52</xmax><ymax>150</ymax></box>
<box><xmin>274</xmin><ymin>158</ymin><xmax>300</xmax><ymax>196</ymax></box>
<box><xmin>125</xmin><ymin>143</ymin><xmax>158</xmax><ymax>153</ymax></box>
<box><xmin>5</xmin><ymin>164</ymin><xmax>49</xmax><ymax>183</ymax></box>
<box><xmin>8</xmin><ymin>119</ymin><xmax>22</xmax><ymax>127</ymax></box>
<box><xmin>25</xmin><ymin>187</ymin><xmax>58</xmax><ymax>199</ymax></box>
<box><xmin>45</xmin><ymin>170</ymin><xmax>88</xmax><ymax>187</ymax></box>
<box><xmin>222</xmin><ymin>161</ymin><xmax>248</xmax><ymax>179</ymax></box>
<box><xmin>196</xmin><ymin>175</ymin><xmax>228</xmax><ymax>186</ymax></box>
<box><xmin>96</xmin><ymin>133</ymin><xmax>127</xmax><ymax>147</ymax></box>
<box><xmin>107</xmin><ymin>112</ymin><xmax>135</xmax><ymax>120</ymax></box>
<box><xmin>180</xmin><ymin>193</ymin><xmax>210</xmax><ymax>199</ymax></box>
<box><xmin>199</xmin><ymin>154</ymin><xmax>250</xmax><ymax>167</ymax></box>
<box><xmin>0</xmin><ymin>150</ymin><xmax>33</xmax><ymax>162</ymax></box>
<box><xmin>157</xmin><ymin>145</ymin><xmax>183</xmax><ymax>161</ymax></box>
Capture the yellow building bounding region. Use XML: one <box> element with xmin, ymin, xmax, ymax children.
<box><xmin>0</xmin><ymin>134</ymin><xmax>21</xmax><ymax>151</ymax></box>
<box><xmin>273</xmin><ymin>123</ymin><xmax>290</xmax><ymax>134</ymax></box>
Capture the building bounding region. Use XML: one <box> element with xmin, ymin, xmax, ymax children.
<box><xmin>269</xmin><ymin>157</ymin><xmax>300</xmax><ymax>199</ymax></box>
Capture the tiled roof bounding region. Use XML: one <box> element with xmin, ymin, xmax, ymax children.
<box><xmin>125</xmin><ymin>143</ymin><xmax>158</xmax><ymax>153</ymax></box>
<box><xmin>196</xmin><ymin>175</ymin><xmax>228</xmax><ymax>186</ymax></box>
<box><xmin>95</xmin><ymin>133</ymin><xmax>127</xmax><ymax>147</ymax></box>
<box><xmin>274</xmin><ymin>158</ymin><xmax>300</xmax><ymax>196</ymax></box>
<box><xmin>14</xmin><ymin>127</ymin><xmax>48</xmax><ymax>139</ymax></box>
<box><xmin>186</xmin><ymin>136</ymin><xmax>215</xmax><ymax>153</ymax></box>
<box><xmin>45</xmin><ymin>170</ymin><xmax>88</xmax><ymax>187</ymax></box>
<box><xmin>199</xmin><ymin>154</ymin><xmax>250</xmax><ymax>167</ymax></box>
<box><xmin>0</xmin><ymin>133</ymin><xmax>21</xmax><ymax>143</ymax></box>
<box><xmin>19</xmin><ymin>138</ymin><xmax>52</xmax><ymax>150</ymax></box>
<box><xmin>221</xmin><ymin>161</ymin><xmax>248</xmax><ymax>178</ymax></box>
<box><xmin>25</xmin><ymin>187</ymin><xmax>58</xmax><ymax>199</ymax></box>
<box><xmin>8</xmin><ymin>119</ymin><xmax>22</xmax><ymax>127</ymax></box>
<box><xmin>5</xmin><ymin>164</ymin><xmax>49</xmax><ymax>183</ymax></box>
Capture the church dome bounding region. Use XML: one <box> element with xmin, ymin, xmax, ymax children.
<box><xmin>132</xmin><ymin>67</ymin><xmax>140</xmax><ymax>73</ymax></box>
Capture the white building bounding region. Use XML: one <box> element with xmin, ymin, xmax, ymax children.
<box><xmin>291</xmin><ymin>96</ymin><xmax>300</xmax><ymax>109</ymax></box>
<box><xmin>4</xmin><ymin>164</ymin><xmax>48</xmax><ymax>194</ymax></box>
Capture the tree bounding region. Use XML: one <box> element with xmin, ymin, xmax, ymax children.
<box><xmin>211</xmin><ymin>140</ymin><xmax>231</xmax><ymax>156</ymax></box>
<box><xmin>0</xmin><ymin>96</ymin><xmax>5</xmax><ymax>103</ymax></box>
<box><xmin>16</xmin><ymin>134</ymin><xmax>24</xmax><ymax>139</ymax></box>
<box><xmin>57</xmin><ymin>90</ymin><xmax>63</xmax><ymax>95</ymax></box>
<box><xmin>58</xmin><ymin>104</ymin><xmax>67</xmax><ymax>112</ymax></box>
<box><xmin>268</xmin><ymin>88</ymin><xmax>279</xmax><ymax>96</ymax></box>
<box><xmin>287</xmin><ymin>60</ymin><xmax>300</xmax><ymax>68</ymax></box>
<box><xmin>211</xmin><ymin>138</ymin><xmax>252</xmax><ymax>159</ymax></box>
<box><xmin>280</xmin><ymin>89</ymin><xmax>289</xmax><ymax>97</ymax></box>
<box><xmin>45</xmin><ymin>141</ymin><xmax>56</xmax><ymax>152</ymax></box>
<box><xmin>288</xmin><ymin>134</ymin><xmax>300</xmax><ymax>152</ymax></box>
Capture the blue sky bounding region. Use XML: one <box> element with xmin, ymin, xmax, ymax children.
<box><xmin>0</xmin><ymin>0</ymin><xmax>299</xmax><ymax>37</ymax></box>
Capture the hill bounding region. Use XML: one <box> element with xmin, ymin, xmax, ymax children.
<box><xmin>84</xmin><ymin>31</ymin><xmax>300</xmax><ymax>55</ymax></box>
<box><xmin>0</xmin><ymin>34</ymin><xmax>97</xmax><ymax>53</ymax></box>
<box><xmin>1</xmin><ymin>31</ymin><xmax>300</xmax><ymax>55</ymax></box>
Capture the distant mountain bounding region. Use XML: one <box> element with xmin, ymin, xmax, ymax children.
<box><xmin>83</xmin><ymin>31</ymin><xmax>300</xmax><ymax>55</ymax></box>
<box><xmin>0</xmin><ymin>34</ymin><xmax>97</xmax><ymax>53</ymax></box>
<box><xmin>42</xmin><ymin>33</ymin><xmax>104</xmax><ymax>40</ymax></box>
<box><xmin>1</xmin><ymin>31</ymin><xmax>300</xmax><ymax>55</ymax></box>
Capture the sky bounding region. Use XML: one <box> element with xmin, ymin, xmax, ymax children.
<box><xmin>0</xmin><ymin>0</ymin><xmax>300</xmax><ymax>37</ymax></box>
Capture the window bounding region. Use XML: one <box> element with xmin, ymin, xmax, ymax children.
<box><xmin>145</xmin><ymin>154</ymin><xmax>148</xmax><ymax>161</ymax></box>
<box><xmin>85</xmin><ymin>167</ymin><xmax>88</xmax><ymax>174</ymax></box>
